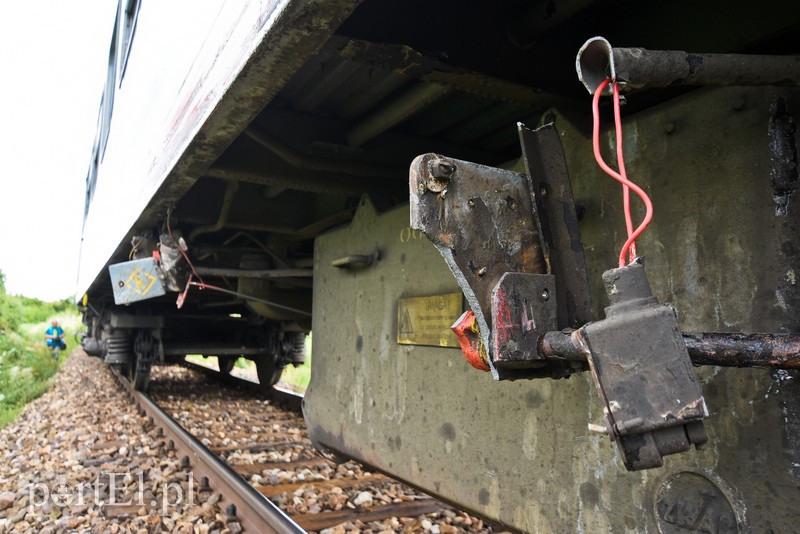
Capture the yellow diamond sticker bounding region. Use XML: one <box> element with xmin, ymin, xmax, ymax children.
<box><xmin>125</xmin><ymin>268</ymin><xmax>157</xmax><ymax>296</ymax></box>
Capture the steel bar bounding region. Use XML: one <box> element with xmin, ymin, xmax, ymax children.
<box><xmin>540</xmin><ymin>330</ymin><xmax>800</xmax><ymax>369</ymax></box>
<box><xmin>347</xmin><ymin>82</ymin><xmax>452</xmax><ymax>147</ymax></box>
<box><xmin>204</xmin><ymin>165</ymin><xmax>375</xmax><ymax>196</ymax></box>
<box><xmin>110</xmin><ymin>369</ymin><xmax>305</xmax><ymax>534</ymax></box>
<box><xmin>194</xmin><ymin>266</ymin><xmax>313</xmax><ymax>279</ymax></box>
<box><xmin>163</xmin><ymin>345</ymin><xmax>268</xmax><ymax>356</ymax></box>
<box><xmin>189</xmin><ymin>181</ymin><xmax>239</xmax><ymax>242</ymax></box>
<box><xmin>577</xmin><ymin>36</ymin><xmax>800</xmax><ymax>95</ymax></box>
<box><xmin>683</xmin><ymin>333</ymin><xmax>800</xmax><ymax>369</ymax></box>
<box><xmin>244</xmin><ymin>125</ymin><xmax>398</xmax><ymax>178</ymax></box>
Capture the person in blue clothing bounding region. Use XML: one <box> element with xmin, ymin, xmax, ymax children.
<box><xmin>45</xmin><ymin>320</ymin><xmax>67</xmax><ymax>358</ymax></box>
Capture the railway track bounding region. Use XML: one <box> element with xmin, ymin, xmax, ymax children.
<box><xmin>110</xmin><ymin>367</ymin><xmax>302</xmax><ymax>533</ymax></box>
<box><xmin>119</xmin><ymin>362</ymin><xmax>503</xmax><ymax>533</ymax></box>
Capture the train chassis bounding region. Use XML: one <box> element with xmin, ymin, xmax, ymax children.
<box><xmin>79</xmin><ymin>306</ymin><xmax>306</xmax><ymax>391</ymax></box>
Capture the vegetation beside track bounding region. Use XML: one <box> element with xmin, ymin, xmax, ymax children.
<box><xmin>0</xmin><ymin>270</ymin><xmax>80</xmax><ymax>427</ymax></box>
<box><xmin>186</xmin><ymin>333</ymin><xmax>312</xmax><ymax>393</ymax></box>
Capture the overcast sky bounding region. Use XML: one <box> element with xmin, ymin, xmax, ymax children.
<box><xmin>0</xmin><ymin>1</ymin><xmax>117</xmax><ymax>301</ymax></box>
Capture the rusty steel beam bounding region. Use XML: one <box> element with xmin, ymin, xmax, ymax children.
<box><xmin>577</xmin><ymin>36</ymin><xmax>800</xmax><ymax>95</ymax></box>
<box><xmin>541</xmin><ymin>330</ymin><xmax>800</xmax><ymax>370</ymax></box>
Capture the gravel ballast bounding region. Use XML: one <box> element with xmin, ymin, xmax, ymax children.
<box><xmin>0</xmin><ymin>352</ymin><xmax>508</xmax><ymax>533</ymax></box>
<box><xmin>0</xmin><ymin>351</ymin><xmax>231</xmax><ymax>533</ymax></box>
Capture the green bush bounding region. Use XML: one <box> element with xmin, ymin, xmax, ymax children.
<box><xmin>0</xmin><ymin>270</ymin><xmax>78</xmax><ymax>428</ymax></box>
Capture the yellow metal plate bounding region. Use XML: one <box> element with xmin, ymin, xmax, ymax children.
<box><xmin>397</xmin><ymin>293</ymin><xmax>463</xmax><ymax>348</ymax></box>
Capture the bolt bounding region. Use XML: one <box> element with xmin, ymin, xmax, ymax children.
<box><xmin>431</xmin><ymin>160</ymin><xmax>456</xmax><ymax>180</ymax></box>
<box><xmin>468</xmin><ymin>198</ymin><xmax>475</xmax><ymax>207</ymax></box>
<box><xmin>539</xmin><ymin>186</ymin><xmax>548</xmax><ymax>199</ymax></box>
<box><xmin>541</xmin><ymin>289</ymin><xmax>550</xmax><ymax>301</ymax></box>
<box><xmin>476</xmin><ymin>266</ymin><xmax>487</xmax><ymax>278</ymax></box>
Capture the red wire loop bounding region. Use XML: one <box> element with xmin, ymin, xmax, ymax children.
<box><xmin>591</xmin><ymin>78</ymin><xmax>654</xmax><ymax>268</ymax></box>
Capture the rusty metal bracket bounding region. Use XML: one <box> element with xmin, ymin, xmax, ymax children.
<box><xmin>410</xmin><ymin>124</ymin><xmax>590</xmax><ymax>380</ymax></box>
<box><xmin>489</xmin><ymin>272</ymin><xmax>582</xmax><ymax>378</ymax></box>
<box><xmin>518</xmin><ymin>123</ymin><xmax>593</xmax><ymax>329</ymax></box>
<box><xmin>410</xmin><ymin>150</ymin><xmax>551</xmax><ymax>380</ymax></box>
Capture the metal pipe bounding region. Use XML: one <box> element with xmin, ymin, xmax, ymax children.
<box><xmin>346</xmin><ymin>82</ymin><xmax>452</xmax><ymax>147</ymax></box>
<box><xmin>188</xmin><ymin>181</ymin><xmax>239</xmax><ymax>242</ymax></box>
<box><xmin>163</xmin><ymin>345</ymin><xmax>269</xmax><ymax>356</ymax></box>
<box><xmin>204</xmin><ymin>165</ymin><xmax>374</xmax><ymax>196</ymax></box>
<box><xmin>244</xmin><ymin>126</ymin><xmax>398</xmax><ymax>179</ymax></box>
<box><xmin>194</xmin><ymin>266</ymin><xmax>313</xmax><ymax>279</ymax></box>
<box><xmin>576</xmin><ymin>36</ymin><xmax>800</xmax><ymax>95</ymax></box>
<box><xmin>540</xmin><ymin>329</ymin><xmax>800</xmax><ymax>370</ymax></box>
<box><xmin>223</xmin><ymin>232</ymin><xmax>291</xmax><ymax>268</ymax></box>
<box><xmin>683</xmin><ymin>333</ymin><xmax>800</xmax><ymax>369</ymax></box>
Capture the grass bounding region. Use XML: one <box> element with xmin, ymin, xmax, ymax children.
<box><xmin>0</xmin><ymin>314</ymin><xmax>81</xmax><ymax>428</ymax></box>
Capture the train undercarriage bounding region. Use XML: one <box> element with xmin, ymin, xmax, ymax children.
<box><xmin>78</xmin><ymin>0</ymin><xmax>800</xmax><ymax>531</ymax></box>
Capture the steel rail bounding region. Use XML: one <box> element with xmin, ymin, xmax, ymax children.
<box><xmin>110</xmin><ymin>369</ymin><xmax>305</xmax><ymax>533</ymax></box>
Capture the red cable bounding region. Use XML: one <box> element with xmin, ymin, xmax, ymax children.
<box><xmin>591</xmin><ymin>78</ymin><xmax>654</xmax><ymax>268</ymax></box>
<box><xmin>612</xmin><ymin>82</ymin><xmax>636</xmax><ymax>262</ymax></box>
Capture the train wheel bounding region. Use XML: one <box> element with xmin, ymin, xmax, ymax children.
<box><xmin>130</xmin><ymin>331</ymin><xmax>155</xmax><ymax>392</ymax></box>
<box><xmin>218</xmin><ymin>356</ymin><xmax>237</xmax><ymax>375</ymax></box>
<box><xmin>255</xmin><ymin>354</ymin><xmax>283</xmax><ymax>389</ymax></box>
<box><xmin>128</xmin><ymin>353</ymin><xmax>150</xmax><ymax>391</ymax></box>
